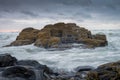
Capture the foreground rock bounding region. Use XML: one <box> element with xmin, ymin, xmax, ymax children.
<box><xmin>1</xmin><ymin>54</ymin><xmax>120</xmax><ymax>80</ymax></box>
<box><xmin>86</xmin><ymin>61</ymin><xmax>120</xmax><ymax>80</ymax></box>
<box><xmin>0</xmin><ymin>54</ymin><xmax>96</xmax><ymax>80</ymax></box>
<box><xmin>0</xmin><ymin>54</ymin><xmax>53</xmax><ymax>80</ymax></box>
<box><xmin>0</xmin><ymin>54</ymin><xmax>17</xmax><ymax>67</ymax></box>
<box><xmin>7</xmin><ymin>22</ymin><xmax>108</xmax><ymax>48</ymax></box>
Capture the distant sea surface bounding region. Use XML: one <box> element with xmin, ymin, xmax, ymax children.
<box><xmin>0</xmin><ymin>30</ymin><xmax>120</xmax><ymax>71</ymax></box>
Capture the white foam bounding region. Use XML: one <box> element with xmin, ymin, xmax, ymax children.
<box><xmin>0</xmin><ymin>30</ymin><xmax>120</xmax><ymax>71</ymax></box>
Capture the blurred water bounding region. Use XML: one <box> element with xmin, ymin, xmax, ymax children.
<box><xmin>0</xmin><ymin>30</ymin><xmax>120</xmax><ymax>71</ymax></box>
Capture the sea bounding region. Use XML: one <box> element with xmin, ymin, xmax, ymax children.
<box><xmin>0</xmin><ymin>29</ymin><xmax>120</xmax><ymax>71</ymax></box>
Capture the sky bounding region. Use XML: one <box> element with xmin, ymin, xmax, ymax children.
<box><xmin>0</xmin><ymin>0</ymin><xmax>120</xmax><ymax>32</ymax></box>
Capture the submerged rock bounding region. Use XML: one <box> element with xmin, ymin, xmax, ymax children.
<box><xmin>8</xmin><ymin>22</ymin><xmax>108</xmax><ymax>48</ymax></box>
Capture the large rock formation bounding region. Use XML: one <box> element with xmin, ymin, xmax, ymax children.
<box><xmin>8</xmin><ymin>22</ymin><xmax>108</xmax><ymax>48</ymax></box>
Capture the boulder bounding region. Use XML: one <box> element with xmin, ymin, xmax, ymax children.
<box><xmin>86</xmin><ymin>60</ymin><xmax>120</xmax><ymax>80</ymax></box>
<box><xmin>2</xmin><ymin>66</ymin><xmax>36</xmax><ymax>80</ymax></box>
<box><xmin>0</xmin><ymin>54</ymin><xmax>17</xmax><ymax>67</ymax></box>
<box><xmin>16</xmin><ymin>60</ymin><xmax>53</xmax><ymax>74</ymax></box>
<box><xmin>8</xmin><ymin>22</ymin><xmax>108</xmax><ymax>48</ymax></box>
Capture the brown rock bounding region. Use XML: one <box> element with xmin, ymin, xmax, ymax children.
<box><xmin>86</xmin><ymin>60</ymin><xmax>120</xmax><ymax>80</ymax></box>
<box><xmin>10</xmin><ymin>40</ymin><xmax>34</xmax><ymax>46</ymax></box>
<box><xmin>93</xmin><ymin>34</ymin><xmax>107</xmax><ymax>41</ymax></box>
<box><xmin>80</xmin><ymin>38</ymin><xmax>107</xmax><ymax>48</ymax></box>
<box><xmin>10</xmin><ymin>27</ymin><xmax>39</xmax><ymax>46</ymax></box>
<box><xmin>8</xmin><ymin>22</ymin><xmax>108</xmax><ymax>48</ymax></box>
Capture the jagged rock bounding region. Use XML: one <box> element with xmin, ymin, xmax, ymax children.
<box><xmin>86</xmin><ymin>60</ymin><xmax>120</xmax><ymax>80</ymax></box>
<box><xmin>8</xmin><ymin>22</ymin><xmax>108</xmax><ymax>48</ymax></box>
<box><xmin>0</xmin><ymin>54</ymin><xmax>17</xmax><ymax>67</ymax></box>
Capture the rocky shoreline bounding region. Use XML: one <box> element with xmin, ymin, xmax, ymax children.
<box><xmin>0</xmin><ymin>53</ymin><xmax>120</xmax><ymax>80</ymax></box>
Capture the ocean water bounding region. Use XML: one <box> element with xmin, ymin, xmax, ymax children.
<box><xmin>0</xmin><ymin>30</ymin><xmax>120</xmax><ymax>71</ymax></box>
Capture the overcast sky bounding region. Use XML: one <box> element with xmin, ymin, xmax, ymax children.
<box><xmin>0</xmin><ymin>0</ymin><xmax>120</xmax><ymax>32</ymax></box>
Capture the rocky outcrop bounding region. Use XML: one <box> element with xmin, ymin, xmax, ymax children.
<box><xmin>86</xmin><ymin>61</ymin><xmax>120</xmax><ymax>80</ymax></box>
<box><xmin>8</xmin><ymin>22</ymin><xmax>108</xmax><ymax>48</ymax></box>
<box><xmin>0</xmin><ymin>54</ymin><xmax>53</xmax><ymax>80</ymax></box>
<box><xmin>9</xmin><ymin>28</ymin><xmax>39</xmax><ymax>46</ymax></box>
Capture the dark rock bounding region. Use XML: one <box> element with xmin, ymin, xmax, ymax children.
<box><xmin>1</xmin><ymin>66</ymin><xmax>46</xmax><ymax>80</ymax></box>
<box><xmin>16</xmin><ymin>60</ymin><xmax>53</xmax><ymax>74</ymax></box>
<box><xmin>74</xmin><ymin>66</ymin><xmax>95</xmax><ymax>79</ymax></box>
<box><xmin>0</xmin><ymin>54</ymin><xmax>17</xmax><ymax>67</ymax></box>
<box><xmin>0</xmin><ymin>77</ymin><xmax>26</xmax><ymax>80</ymax></box>
<box><xmin>74</xmin><ymin>66</ymin><xmax>95</xmax><ymax>72</ymax></box>
<box><xmin>86</xmin><ymin>60</ymin><xmax>120</xmax><ymax>80</ymax></box>
<box><xmin>2</xmin><ymin>66</ymin><xmax>35</xmax><ymax>80</ymax></box>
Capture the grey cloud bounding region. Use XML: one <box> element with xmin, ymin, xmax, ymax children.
<box><xmin>0</xmin><ymin>0</ymin><xmax>120</xmax><ymax>30</ymax></box>
<box><xmin>21</xmin><ymin>11</ymin><xmax>39</xmax><ymax>17</ymax></box>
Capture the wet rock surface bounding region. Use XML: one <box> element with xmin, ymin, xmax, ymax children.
<box><xmin>1</xmin><ymin>54</ymin><xmax>120</xmax><ymax>80</ymax></box>
<box><xmin>86</xmin><ymin>61</ymin><xmax>120</xmax><ymax>80</ymax></box>
<box><xmin>0</xmin><ymin>54</ymin><xmax>95</xmax><ymax>80</ymax></box>
<box><xmin>8</xmin><ymin>22</ymin><xmax>108</xmax><ymax>48</ymax></box>
<box><xmin>0</xmin><ymin>54</ymin><xmax>17</xmax><ymax>67</ymax></box>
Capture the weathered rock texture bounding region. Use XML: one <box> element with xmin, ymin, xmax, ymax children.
<box><xmin>8</xmin><ymin>22</ymin><xmax>108</xmax><ymax>48</ymax></box>
<box><xmin>86</xmin><ymin>61</ymin><xmax>120</xmax><ymax>80</ymax></box>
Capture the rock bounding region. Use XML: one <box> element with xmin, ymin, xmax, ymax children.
<box><xmin>0</xmin><ymin>77</ymin><xmax>26</xmax><ymax>80</ymax></box>
<box><xmin>9</xmin><ymin>27</ymin><xmax>39</xmax><ymax>46</ymax></box>
<box><xmin>2</xmin><ymin>66</ymin><xmax>36</xmax><ymax>80</ymax></box>
<box><xmin>16</xmin><ymin>60</ymin><xmax>53</xmax><ymax>74</ymax></box>
<box><xmin>93</xmin><ymin>34</ymin><xmax>107</xmax><ymax>41</ymax></box>
<box><xmin>74</xmin><ymin>66</ymin><xmax>95</xmax><ymax>72</ymax></box>
<box><xmin>0</xmin><ymin>54</ymin><xmax>17</xmax><ymax>67</ymax></box>
<box><xmin>74</xmin><ymin>66</ymin><xmax>95</xmax><ymax>79</ymax></box>
<box><xmin>80</xmin><ymin>38</ymin><xmax>108</xmax><ymax>48</ymax></box>
<box><xmin>86</xmin><ymin>60</ymin><xmax>120</xmax><ymax>80</ymax></box>
<box><xmin>10</xmin><ymin>40</ymin><xmax>35</xmax><ymax>46</ymax></box>
<box><xmin>8</xmin><ymin>22</ymin><xmax>108</xmax><ymax>48</ymax></box>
